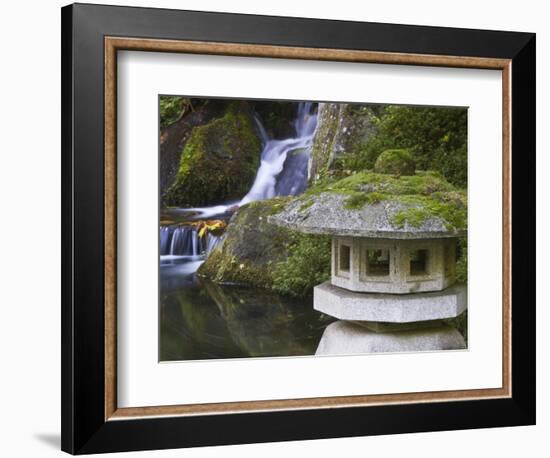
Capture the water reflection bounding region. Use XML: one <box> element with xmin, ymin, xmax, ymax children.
<box><xmin>159</xmin><ymin>257</ymin><xmax>333</xmax><ymax>361</ymax></box>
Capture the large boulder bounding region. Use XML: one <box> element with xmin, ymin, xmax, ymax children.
<box><xmin>198</xmin><ymin>197</ymin><xmax>332</xmax><ymax>297</ymax></box>
<box><xmin>164</xmin><ymin>102</ymin><xmax>262</xmax><ymax>206</ymax></box>
<box><xmin>197</xmin><ymin>198</ymin><xmax>293</xmax><ymax>289</ymax></box>
<box><xmin>309</xmin><ymin>103</ymin><xmax>377</xmax><ymax>181</ymax></box>
<box><xmin>159</xmin><ymin>98</ymin><xmax>228</xmax><ymax>203</ymax></box>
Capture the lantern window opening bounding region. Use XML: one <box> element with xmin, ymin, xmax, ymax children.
<box><xmin>409</xmin><ymin>249</ymin><xmax>429</xmax><ymax>276</ymax></box>
<box><xmin>365</xmin><ymin>248</ymin><xmax>390</xmax><ymax>277</ymax></box>
<box><xmin>339</xmin><ymin>244</ymin><xmax>351</xmax><ymax>272</ymax></box>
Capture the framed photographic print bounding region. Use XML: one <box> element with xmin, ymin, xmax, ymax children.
<box><xmin>61</xmin><ymin>3</ymin><xmax>536</xmax><ymax>454</ymax></box>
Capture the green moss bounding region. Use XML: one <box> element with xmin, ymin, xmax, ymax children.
<box><xmin>299</xmin><ymin>199</ymin><xmax>314</xmax><ymax>212</ymax></box>
<box><xmin>305</xmin><ymin>170</ymin><xmax>452</xmax><ymax>196</ymax></box>
<box><xmin>164</xmin><ymin>105</ymin><xmax>261</xmax><ymax>206</ymax></box>
<box><xmin>245</xmin><ymin>197</ymin><xmax>291</xmax><ymax>216</ymax></box>
<box><xmin>374</xmin><ymin>149</ymin><xmax>416</xmax><ymax>175</ymax></box>
<box><xmin>343</xmin><ymin>190</ymin><xmax>386</xmax><ymax>209</ymax></box>
<box><xmin>198</xmin><ymin>196</ymin><xmax>332</xmax><ymax>296</ymax></box>
<box><xmin>391</xmin><ymin>191</ymin><xmax>467</xmax><ymax>230</ymax></box>
<box><xmin>160</xmin><ymin>96</ymin><xmax>188</xmax><ymax>128</ymax></box>
<box><xmin>299</xmin><ymin>170</ymin><xmax>466</xmax><ymax>231</ymax></box>
<box><xmin>198</xmin><ymin>198</ymin><xmax>293</xmax><ymax>289</ymax></box>
<box><xmin>200</xmin><ymin>249</ymin><xmax>274</xmax><ymax>289</ymax></box>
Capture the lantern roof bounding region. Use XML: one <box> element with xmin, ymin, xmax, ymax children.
<box><xmin>268</xmin><ymin>171</ymin><xmax>466</xmax><ymax>239</ymax></box>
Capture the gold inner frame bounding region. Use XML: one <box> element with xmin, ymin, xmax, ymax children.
<box><xmin>104</xmin><ymin>36</ymin><xmax>512</xmax><ymax>421</ymax></box>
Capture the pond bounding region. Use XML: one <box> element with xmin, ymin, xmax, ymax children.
<box><xmin>159</xmin><ymin>255</ymin><xmax>334</xmax><ymax>361</ymax></box>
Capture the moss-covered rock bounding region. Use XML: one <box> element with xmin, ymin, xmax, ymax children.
<box><xmin>309</xmin><ymin>103</ymin><xmax>377</xmax><ymax>181</ymax></box>
<box><xmin>198</xmin><ymin>197</ymin><xmax>332</xmax><ymax>297</ymax></box>
<box><xmin>197</xmin><ymin>198</ymin><xmax>293</xmax><ymax>288</ymax></box>
<box><xmin>160</xmin><ymin>99</ymin><xmax>228</xmax><ymax>201</ymax></box>
<box><xmin>164</xmin><ymin>103</ymin><xmax>262</xmax><ymax>206</ymax></box>
<box><xmin>374</xmin><ymin>149</ymin><xmax>416</xmax><ymax>176</ymax></box>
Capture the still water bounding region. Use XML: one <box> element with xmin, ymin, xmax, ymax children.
<box><xmin>159</xmin><ymin>256</ymin><xmax>334</xmax><ymax>361</ymax></box>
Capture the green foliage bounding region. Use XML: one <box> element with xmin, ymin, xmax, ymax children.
<box><xmin>160</xmin><ymin>96</ymin><xmax>189</xmax><ymax>128</ymax></box>
<box><xmin>272</xmin><ymin>234</ymin><xmax>332</xmax><ymax>297</ymax></box>
<box><xmin>374</xmin><ymin>149</ymin><xmax>416</xmax><ymax>176</ymax></box>
<box><xmin>455</xmin><ymin>237</ymin><xmax>468</xmax><ymax>283</ymax></box>
<box><xmin>337</xmin><ymin>105</ymin><xmax>468</xmax><ymax>187</ymax></box>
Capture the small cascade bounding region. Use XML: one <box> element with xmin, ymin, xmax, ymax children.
<box><xmin>206</xmin><ymin>233</ymin><xmax>222</xmax><ymax>254</ymax></box>
<box><xmin>160</xmin><ymin>225</ymin><xmax>222</xmax><ymax>257</ymax></box>
<box><xmin>240</xmin><ymin>102</ymin><xmax>318</xmax><ymax>205</ymax></box>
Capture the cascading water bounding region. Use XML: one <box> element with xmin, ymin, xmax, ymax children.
<box><xmin>160</xmin><ymin>102</ymin><xmax>318</xmax><ymax>270</ymax></box>
<box><xmin>240</xmin><ymin>102</ymin><xmax>318</xmax><ymax>205</ymax></box>
<box><xmin>182</xmin><ymin>102</ymin><xmax>318</xmax><ymax>219</ymax></box>
<box><xmin>160</xmin><ymin>226</ymin><xmax>222</xmax><ymax>257</ymax></box>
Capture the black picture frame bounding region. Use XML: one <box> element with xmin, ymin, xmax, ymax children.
<box><xmin>61</xmin><ymin>3</ymin><xmax>536</xmax><ymax>454</ymax></box>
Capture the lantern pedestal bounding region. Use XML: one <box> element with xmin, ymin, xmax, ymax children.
<box><xmin>315</xmin><ymin>320</ymin><xmax>466</xmax><ymax>355</ymax></box>
<box><xmin>314</xmin><ymin>281</ymin><xmax>467</xmax><ymax>355</ymax></box>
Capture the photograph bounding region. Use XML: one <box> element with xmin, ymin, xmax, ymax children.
<box><xmin>158</xmin><ymin>96</ymin><xmax>468</xmax><ymax>361</ymax></box>
<box><xmin>55</xmin><ymin>2</ymin><xmax>536</xmax><ymax>454</ymax></box>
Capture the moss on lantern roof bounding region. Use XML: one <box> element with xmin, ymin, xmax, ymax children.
<box><xmin>268</xmin><ymin>170</ymin><xmax>467</xmax><ymax>239</ymax></box>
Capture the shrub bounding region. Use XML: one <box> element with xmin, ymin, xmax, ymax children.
<box><xmin>338</xmin><ymin>105</ymin><xmax>468</xmax><ymax>188</ymax></box>
<box><xmin>374</xmin><ymin>149</ymin><xmax>416</xmax><ymax>176</ymax></box>
<box><xmin>455</xmin><ymin>237</ymin><xmax>468</xmax><ymax>283</ymax></box>
<box><xmin>272</xmin><ymin>234</ymin><xmax>332</xmax><ymax>297</ymax></box>
<box><xmin>160</xmin><ymin>96</ymin><xmax>188</xmax><ymax>128</ymax></box>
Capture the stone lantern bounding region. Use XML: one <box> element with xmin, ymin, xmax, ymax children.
<box><xmin>269</xmin><ymin>174</ymin><xmax>467</xmax><ymax>355</ymax></box>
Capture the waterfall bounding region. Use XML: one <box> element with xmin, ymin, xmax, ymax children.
<box><xmin>161</xmin><ymin>102</ymin><xmax>318</xmax><ymax>261</ymax></box>
<box><xmin>160</xmin><ymin>226</ymin><xmax>222</xmax><ymax>257</ymax></box>
<box><xmin>240</xmin><ymin>102</ymin><xmax>318</xmax><ymax>205</ymax></box>
<box><xmin>183</xmin><ymin>102</ymin><xmax>318</xmax><ymax>219</ymax></box>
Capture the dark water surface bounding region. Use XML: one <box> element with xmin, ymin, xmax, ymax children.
<box><xmin>159</xmin><ymin>256</ymin><xmax>334</xmax><ymax>361</ymax></box>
